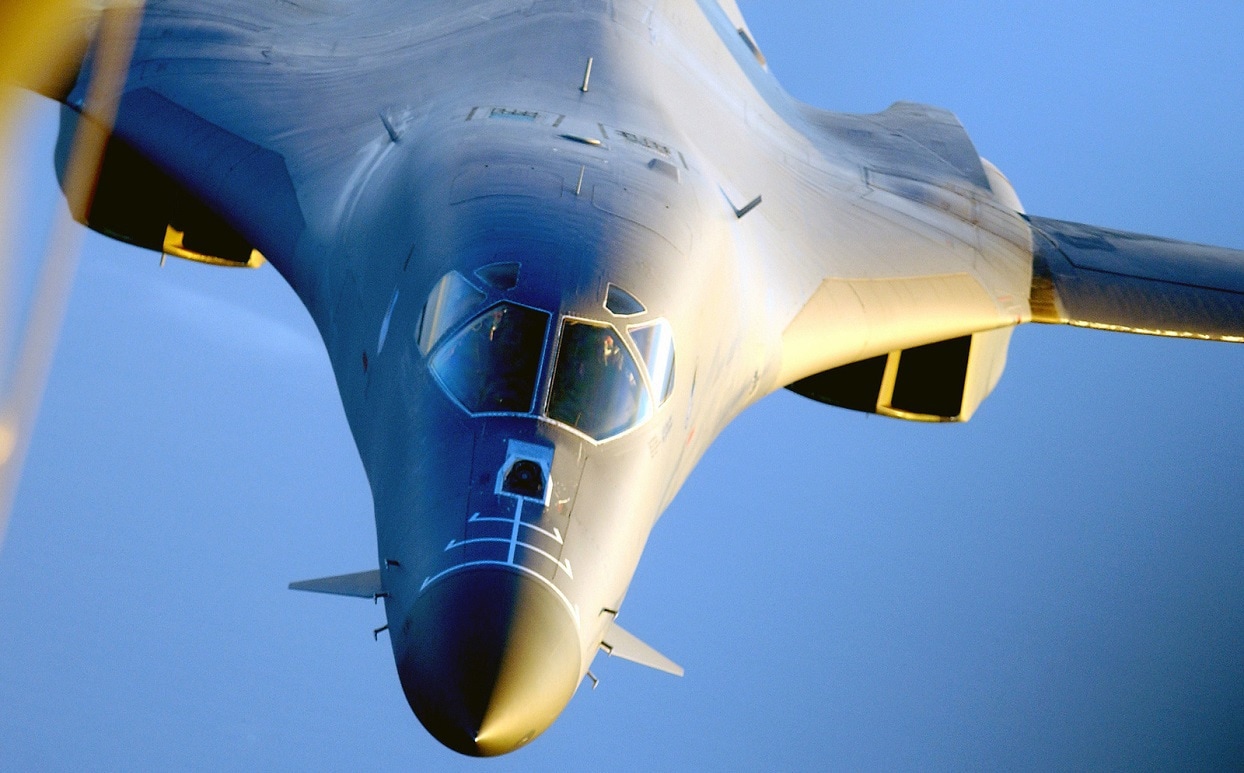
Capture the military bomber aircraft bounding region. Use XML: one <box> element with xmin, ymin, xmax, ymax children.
<box><xmin>10</xmin><ymin>0</ymin><xmax>1244</xmax><ymax>757</ymax></box>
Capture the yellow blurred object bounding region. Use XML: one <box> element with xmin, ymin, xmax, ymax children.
<box><xmin>0</xmin><ymin>0</ymin><xmax>91</xmax><ymax>113</ymax></box>
<box><xmin>0</xmin><ymin>420</ymin><xmax>15</xmax><ymax>467</ymax></box>
<box><xmin>0</xmin><ymin>0</ymin><xmax>144</xmax><ymax>538</ymax></box>
<box><xmin>163</xmin><ymin>225</ymin><xmax>268</xmax><ymax>269</ymax></box>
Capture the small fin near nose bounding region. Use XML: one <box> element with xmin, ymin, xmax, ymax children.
<box><xmin>288</xmin><ymin>569</ymin><xmax>382</xmax><ymax>598</ymax></box>
<box><xmin>600</xmin><ymin>621</ymin><xmax>683</xmax><ymax>677</ymax></box>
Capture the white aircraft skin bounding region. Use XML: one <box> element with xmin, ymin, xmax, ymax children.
<box><xmin>18</xmin><ymin>0</ymin><xmax>1243</xmax><ymax>759</ymax></box>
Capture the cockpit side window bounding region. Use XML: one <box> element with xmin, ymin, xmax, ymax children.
<box><xmin>629</xmin><ymin>319</ymin><xmax>676</xmax><ymax>405</ymax></box>
<box><xmin>430</xmin><ymin>302</ymin><xmax>550</xmax><ymax>414</ymax></box>
<box><xmin>605</xmin><ymin>283</ymin><xmax>645</xmax><ymax>316</ymax></box>
<box><xmin>547</xmin><ymin>320</ymin><xmax>652</xmax><ymax>441</ymax></box>
<box><xmin>416</xmin><ymin>271</ymin><xmax>485</xmax><ymax>356</ymax></box>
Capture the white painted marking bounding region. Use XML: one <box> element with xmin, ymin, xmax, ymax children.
<box><xmin>418</xmin><ymin>561</ymin><xmax>580</xmax><ymax>629</ymax></box>
<box><xmin>521</xmin><ymin>543</ymin><xmax>572</xmax><ymax>576</ymax></box>
<box><xmin>444</xmin><ymin>536</ymin><xmax>570</xmax><ymax>574</ymax></box>
<box><xmin>445</xmin><ymin>537</ymin><xmax>510</xmax><ymax>551</ymax></box>
<box><xmin>468</xmin><ymin>510</ymin><xmax>564</xmax><ymax>544</ymax></box>
<box><xmin>436</xmin><ymin>492</ymin><xmax>574</xmax><ymax>607</ymax></box>
<box><xmin>507</xmin><ymin>499</ymin><xmax>523</xmax><ymax>563</ymax></box>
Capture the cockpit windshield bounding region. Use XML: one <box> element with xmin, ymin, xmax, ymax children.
<box><xmin>547</xmin><ymin>320</ymin><xmax>652</xmax><ymax>441</ymax></box>
<box><xmin>430</xmin><ymin>302</ymin><xmax>550</xmax><ymax>414</ymax></box>
<box><xmin>629</xmin><ymin>319</ymin><xmax>676</xmax><ymax>405</ymax></box>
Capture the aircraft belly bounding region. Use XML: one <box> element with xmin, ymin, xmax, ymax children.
<box><xmin>850</xmin><ymin>190</ymin><xmax>1031</xmax><ymax>308</ymax></box>
<box><xmin>591</xmin><ymin>180</ymin><xmax>692</xmax><ymax>255</ymax></box>
<box><xmin>766</xmin><ymin>198</ymin><xmax>1031</xmax><ymax>386</ymax></box>
<box><xmin>561</xmin><ymin>449</ymin><xmax>665</xmax><ymax>649</ymax></box>
<box><xmin>121</xmin><ymin>3</ymin><xmax>631</xmax><ymax>198</ymax></box>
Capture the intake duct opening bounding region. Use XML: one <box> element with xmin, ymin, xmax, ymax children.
<box><xmin>786</xmin><ymin>329</ymin><xmax>1011</xmax><ymax>423</ymax></box>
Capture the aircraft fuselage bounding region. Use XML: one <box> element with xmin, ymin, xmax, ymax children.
<box><xmin>305</xmin><ymin>8</ymin><xmax>776</xmax><ymax>753</ymax></box>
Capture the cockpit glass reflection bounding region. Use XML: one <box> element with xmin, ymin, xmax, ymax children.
<box><xmin>547</xmin><ymin>320</ymin><xmax>652</xmax><ymax>440</ymax></box>
<box><xmin>629</xmin><ymin>319</ymin><xmax>676</xmax><ymax>405</ymax></box>
<box><xmin>416</xmin><ymin>271</ymin><xmax>485</xmax><ymax>355</ymax></box>
<box><xmin>430</xmin><ymin>302</ymin><xmax>550</xmax><ymax>414</ymax></box>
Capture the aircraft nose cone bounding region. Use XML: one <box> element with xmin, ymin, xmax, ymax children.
<box><xmin>396</xmin><ymin>569</ymin><xmax>581</xmax><ymax>756</ymax></box>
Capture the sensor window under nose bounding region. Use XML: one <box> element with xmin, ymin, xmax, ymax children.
<box><xmin>502</xmin><ymin>459</ymin><xmax>546</xmax><ymax>500</ymax></box>
<box><xmin>495</xmin><ymin>440</ymin><xmax>554</xmax><ymax>503</ymax></box>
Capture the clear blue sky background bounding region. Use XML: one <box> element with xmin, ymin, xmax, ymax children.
<box><xmin>2</xmin><ymin>2</ymin><xmax>1243</xmax><ymax>770</ymax></box>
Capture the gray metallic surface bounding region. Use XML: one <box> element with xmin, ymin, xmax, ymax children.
<box><xmin>397</xmin><ymin>569</ymin><xmax>581</xmax><ymax>756</ymax></box>
<box><xmin>1029</xmin><ymin>215</ymin><xmax>1244</xmax><ymax>341</ymax></box>
<box><xmin>48</xmin><ymin>0</ymin><xmax>1244</xmax><ymax>756</ymax></box>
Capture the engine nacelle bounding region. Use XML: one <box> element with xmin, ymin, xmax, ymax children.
<box><xmin>55</xmin><ymin>106</ymin><xmax>264</xmax><ymax>268</ymax></box>
<box><xmin>786</xmin><ymin>327</ymin><xmax>1013</xmax><ymax>423</ymax></box>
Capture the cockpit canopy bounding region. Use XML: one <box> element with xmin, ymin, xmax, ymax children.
<box><xmin>420</xmin><ymin>272</ymin><xmax>675</xmax><ymax>442</ymax></box>
<box><xmin>547</xmin><ymin>320</ymin><xmax>652</xmax><ymax>440</ymax></box>
<box><xmin>629</xmin><ymin>319</ymin><xmax>676</xmax><ymax>405</ymax></box>
<box><xmin>430</xmin><ymin>302</ymin><xmax>549</xmax><ymax>414</ymax></box>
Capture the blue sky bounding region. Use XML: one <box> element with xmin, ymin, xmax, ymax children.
<box><xmin>2</xmin><ymin>2</ymin><xmax>1243</xmax><ymax>770</ymax></box>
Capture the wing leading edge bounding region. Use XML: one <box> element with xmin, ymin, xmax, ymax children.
<box><xmin>1028</xmin><ymin>215</ymin><xmax>1244</xmax><ymax>342</ymax></box>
